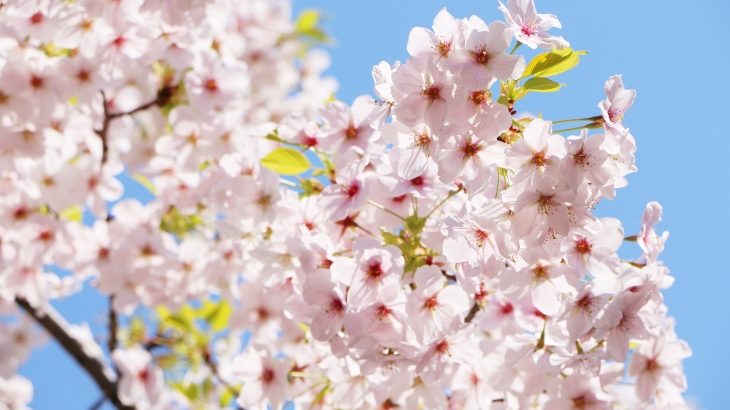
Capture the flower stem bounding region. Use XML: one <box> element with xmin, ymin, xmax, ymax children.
<box><xmin>367</xmin><ymin>200</ymin><xmax>406</xmax><ymax>221</ymax></box>
<box><xmin>552</xmin><ymin>125</ymin><xmax>591</xmax><ymax>134</ymax></box>
<box><xmin>552</xmin><ymin>116</ymin><xmax>598</xmax><ymax>125</ymax></box>
<box><xmin>426</xmin><ymin>188</ymin><xmax>462</xmax><ymax>219</ymax></box>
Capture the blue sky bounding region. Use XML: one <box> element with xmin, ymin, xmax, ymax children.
<box><xmin>21</xmin><ymin>1</ymin><xmax>730</xmax><ymax>409</ymax></box>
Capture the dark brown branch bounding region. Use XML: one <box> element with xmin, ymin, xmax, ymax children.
<box><xmin>97</xmin><ymin>91</ymin><xmax>113</xmax><ymax>165</ymax></box>
<box><xmin>108</xmin><ymin>296</ymin><xmax>119</xmax><ymax>357</ymax></box>
<box><xmin>95</xmin><ymin>86</ymin><xmax>172</xmax><ymax>164</ymax></box>
<box><xmin>16</xmin><ymin>297</ymin><xmax>135</xmax><ymax>410</ymax></box>
<box><xmin>464</xmin><ymin>301</ymin><xmax>482</xmax><ymax>324</ymax></box>
<box><xmin>202</xmin><ymin>348</ymin><xmax>240</xmax><ymax>398</ymax></box>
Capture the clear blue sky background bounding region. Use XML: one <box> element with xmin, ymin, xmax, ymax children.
<box><xmin>20</xmin><ymin>1</ymin><xmax>730</xmax><ymax>409</ymax></box>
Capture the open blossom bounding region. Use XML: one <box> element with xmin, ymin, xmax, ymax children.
<box><xmin>338</xmin><ymin>238</ymin><xmax>405</xmax><ymax>309</ymax></box>
<box><xmin>320</xmin><ymin>96</ymin><xmax>382</xmax><ymax>154</ymax></box>
<box><xmin>319</xmin><ymin>160</ymin><xmax>370</xmax><ymax>221</ymax></box>
<box><xmin>498</xmin><ymin>0</ymin><xmax>569</xmax><ymax>49</ymax></box>
<box><xmin>451</xmin><ymin>20</ymin><xmax>525</xmax><ymax>87</ymax></box>
<box><xmin>0</xmin><ymin>1</ymin><xmax>690</xmax><ymax>409</ymax></box>
<box><xmin>629</xmin><ymin>325</ymin><xmax>691</xmax><ymax>404</ymax></box>
<box><xmin>406</xmin><ymin>266</ymin><xmax>469</xmax><ymax>341</ymax></box>
<box><xmin>563</xmin><ymin>217</ymin><xmax>623</xmax><ymax>278</ymax></box>
<box><xmin>596</xmin><ymin>289</ymin><xmax>652</xmax><ymax>361</ymax></box>
<box><xmin>232</xmin><ymin>347</ymin><xmax>290</xmax><ymax>409</ymax></box>
<box><xmin>599</xmin><ymin>74</ymin><xmax>636</xmax><ymax>134</ymax></box>
<box><xmin>407</xmin><ymin>8</ymin><xmax>463</xmax><ymax>62</ymax></box>
<box><xmin>112</xmin><ymin>347</ymin><xmax>168</xmax><ymax>408</ymax></box>
<box><xmin>392</xmin><ymin>57</ymin><xmax>455</xmax><ymax>129</ymax></box>
<box><xmin>507</xmin><ymin>118</ymin><xmax>566</xmax><ymax>181</ymax></box>
<box><xmin>510</xmin><ymin>174</ymin><xmax>574</xmax><ymax>243</ymax></box>
<box><xmin>544</xmin><ymin>373</ymin><xmax>611</xmax><ymax>410</ymax></box>
<box><xmin>302</xmin><ymin>268</ymin><xmax>347</xmax><ymax>341</ymax></box>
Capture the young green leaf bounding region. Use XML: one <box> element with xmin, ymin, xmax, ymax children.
<box><xmin>522</xmin><ymin>48</ymin><xmax>587</xmax><ymax>78</ymax></box>
<box><xmin>261</xmin><ymin>147</ymin><xmax>311</xmax><ymax>175</ymax></box>
<box><xmin>59</xmin><ymin>205</ymin><xmax>83</xmax><ymax>222</ymax></box>
<box><xmin>294</xmin><ymin>10</ymin><xmax>330</xmax><ymax>43</ymax></box>
<box><xmin>523</xmin><ymin>77</ymin><xmax>563</xmax><ymax>93</ymax></box>
<box><xmin>131</xmin><ymin>173</ymin><xmax>157</xmax><ymax>195</ymax></box>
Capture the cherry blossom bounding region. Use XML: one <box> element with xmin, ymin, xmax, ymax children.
<box><xmin>600</xmin><ymin>74</ymin><xmax>636</xmax><ymax>134</ymax></box>
<box><xmin>498</xmin><ymin>0</ymin><xmax>569</xmax><ymax>49</ymax></box>
<box><xmin>112</xmin><ymin>347</ymin><xmax>168</xmax><ymax>408</ymax></box>
<box><xmin>0</xmin><ymin>0</ymin><xmax>690</xmax><ymax>408</ymax></box>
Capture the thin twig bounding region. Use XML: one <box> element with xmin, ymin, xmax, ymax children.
<box><xmin>16</xmin><ymin>297</ymin><xmax>135</xmax><ymax>410</ymax></box>
<box><xmin>95</xmin><ymin>87</ymin><xmax>171</xmax><ymax>165</ymax></box>
<box><xmin>551</xmin><ymin>116</ymin><xmax>599</xmax><ymax>125</ymax></box>
<box><xmin>367</xmin><ymin>200</ymin><xmax>405</xmax><ymax>221</ymax></box>
<box><xmin>464</xmin><ymin>302</ymin><xmax>482</xmax><ymax>324</ymax></box>
<box><xmin>202</xmin><ymin>349</ymin><xmax>241</xmax><ymax>407</ymax></box>
<box><xmin>353</xmin><ymin>222</ymin><xmax>376</xmax><ymax>238</ymax></box>
<box><xmin>88</xmin><ymin>395</ymin><xmax>106</xmax><ymax>410</ymax></box>
<box><xmin>552</xmin><ymin>125</ymin><xmax>591</xmax><ymax>134</ymax></box>
<box><xmin>425</xmin><ymin>188</ymin><xmax>462</xmax><ymax>219</ymax></box>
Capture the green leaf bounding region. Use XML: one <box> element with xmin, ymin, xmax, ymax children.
<box><xmin>264</xmin><ymin>130</ymin><xmax>283</xmax><ymax>143</ymax></box>
<box><xmin>219</xmin><ymin>386</ymin><xmax>237</xmax><ymax>407</ymax></box>
<box><xmin>312</xmin><ymin>382</ymin><xmax>331</xmax><ymax>406</ymax></box>
<box><xmin>261</xmin><ymin>147</ymin><xmax>311</xmax><ymax>175</ymax></box>
<box><xmin>294</xmin><ymin>10</ymin><xmax>330</xmax><ymax>43</ymax></box>
<box><xmin>131</xmin><ymin>173</ymin><xmax>157</xmax><ymax>195</ymax></box>
<box><xmin>41</xmin><ymin>43</ymin><xmax>73</xmax><ymax>57</ymax></box>
<box><xmin>160</xmin><ymin>207</ymin><xmax>203</xmax><ymax>237</ymax></box>
<box><xmin>59</xmin><ymin>205</ymin><xmax>83</xmax><ymax>222</ymax></box>
<box><xmin>199</xmin><ymin>300</ymin><xmax>232</xmax><ymax>332</ymax></box>
<box><xmin>157</xmin><ymin>304</ymin><xmax>196</xmax><ymax>333</ymax></box>
<box><xmin>381</xmin><ymin>230</ymin><xmax>401</xmax><ymax>247</ymax></box>
<box><xmin>522</xmin><ymin>48</ymin><xmax>587</xmax><ymax>78</ymax></box>
<box><xmin>125</xmin><ymin>317</ymin><xmax>147</xmax><ymax>346</ymax></box>
<box><xmin>523</xmin><ymin>77</ymin><xmax>563</xmax><ymax>93</ymax></box>
<box><xmin>299</xmin><ymin>178</ymin><xmax>323</xmax><ymax>198</ymax></box>
<box><xmin>296</xmin><ymin>10</ymin><xmax>321</xmax><ymax>32</ymax></box>
<box><xmin>404</xmin><ymin>214</ymin><xmax>427</xmax><ymax>237</ymax></box>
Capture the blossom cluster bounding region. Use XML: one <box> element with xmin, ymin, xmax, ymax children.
<box><xmin>0</xmin><ymin>0</ymin><xmax>690</xmax><ymax>409</ymax></box>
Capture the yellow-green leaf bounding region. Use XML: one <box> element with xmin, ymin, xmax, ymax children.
<box><xmin>160</xmin><ymin>207</ymin><xmax>203</xmax><ymax>237</ymax></box>
<box><xmin>293</xmin><ymin>9</ymin><xmax>330</xmax><ymax>44</ymax></box>
<box><xmin>523</xmin><ymin>77</ymin><xmax>563</xmax><ymax>93</ymax></box>
<box><xmin>41</xmin><ymin>43</ymin><xmax>73</xmax><ymax>57</ymax></box>
<box><xmin>208</xmin><ymin>301</ymin><xmax>232</xmax><ymax>332</ymax></box>
<box><xmin>261</xmin><ymin>147</ymin><xmax>310</xmax><ymax>175</ymax></box>
<box><xmin>295</xmin><ymin>10</ymin><xmax>320</xmax><ymax>32</ymax></box>
<box><xmin>60</xmin><ymin>205</ymin><xmax>83</xmax><ymax>222</ymax></box>
<box><xmin>131</xmin><ymin>173</ymin><xmax>157</xmax><ymax>195</ymax></box>
<box><xmin>126</xmin><ymin>317</ymin><xmax>147</xmax><ymax>346</ymax></box>
<box><xmin>522</xmin><ymin>48</ymin><xmax>587</xmax><ymax>78</ymax></box>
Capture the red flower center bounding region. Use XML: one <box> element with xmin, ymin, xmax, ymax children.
<box><xmin>410</xmin><ymin>175</ymin><xmax>425</xmax><ymax>187</ymax></box>
<box><xmin>575</xmin><ymin>238</ymin><xmax>592</xmax><ymax>254</ymax></box>
<box><xmin>423</xmin><ymin>295</ymin><xmax>439</xmax><ymax>311</ymax></box>
<box><xmin>204</xmin><ymin>78</ymin><xmax>219</xmax><ymax>93</ymax></box>
<box><xmin>261</xmin><ymin>367</ymin><xmax>275</xmax><ymax>384</ymax></box>
<box><xmin>29</xmin><ymin>12</ymin><xmax>44</xmax><ymax>25</ymax></box>
<box><xmin>345</xmin><ymin>125</ymin><xmax>359</xmax><ymax>140</ymax></box>
<box><xmin>365</xmin><ymin>261</ymin><xmax>385</xmax><ymax>280</ymax></box>
<box><xmin>421</xmin><ymin>84</ymin><xmax>441</xmax><ymax>102</ymax></box>
<box><xmin>471</xmin><ymin>47</ymin><xmax>491</xmax><ymax>66</ymax></box>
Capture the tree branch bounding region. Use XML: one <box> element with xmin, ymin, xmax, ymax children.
<box><xmin>16</xmin><ymin>297</ymin><xmax>135</xmax><ymax>410</ymax></box>
<box><xmin>108</xmin><ymin>296</ymin><xmax>118</xmax><ymax>355</ymax></box>
<box><xmin>95</xmin><ymin>86</ymin><xmax>172</xmax><ymax>165</ymax></box>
